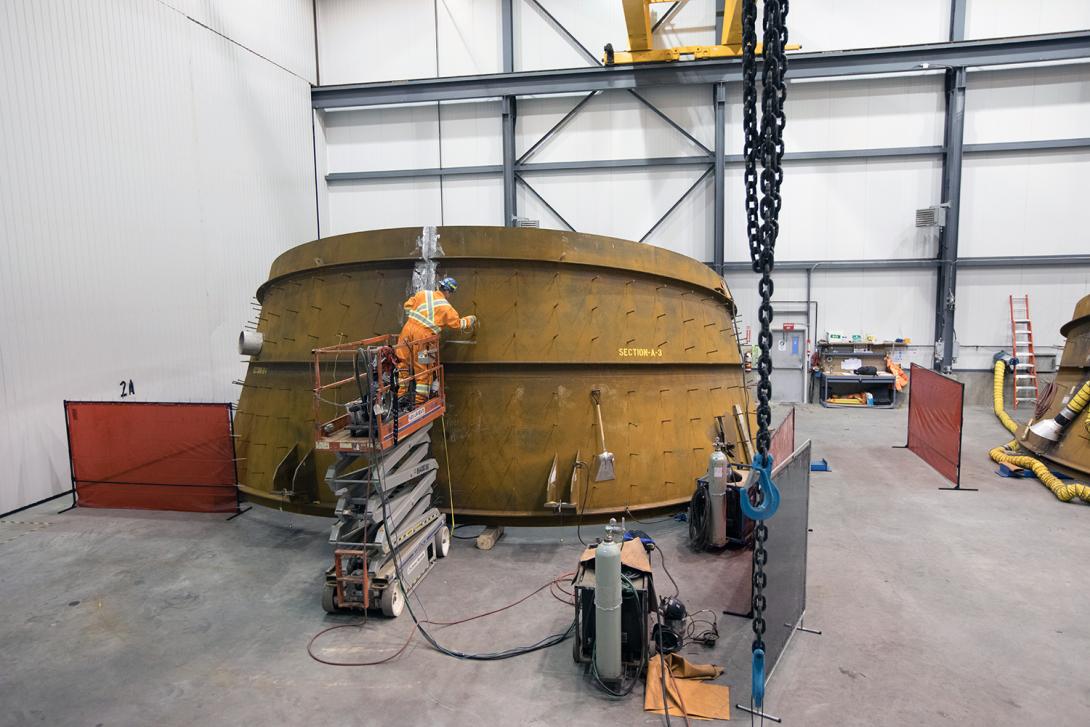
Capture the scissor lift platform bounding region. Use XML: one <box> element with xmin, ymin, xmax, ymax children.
<box><xmin>313</xmin><ymin>335</ymin><xmax>451</xmax><ymax>616</ymax></box>
<box><xmin>315</xmin><ymin>397</ymin><xmax>445</xmax><ymax>454</ymax></box>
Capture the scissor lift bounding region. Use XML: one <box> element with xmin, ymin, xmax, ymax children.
<box><xmin>313</xmin><ymin>335</ymin><xmax>451</xmax><ymax>616</ymax></box>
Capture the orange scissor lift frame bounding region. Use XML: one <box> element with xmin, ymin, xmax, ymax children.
<box><xmin>312</xmin><ymin>334</ymin><xmax>450</xmax><ymax>616</ymax></box>
<box><xmin>312</xmin><ymin>333</ymin><xmax>446</xmax><ymax>454</ymax></box>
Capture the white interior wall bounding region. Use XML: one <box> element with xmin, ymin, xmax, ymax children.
<box><xmin>316</xmin><ymin>1</ymin><xmax>1090</xmax><ymax>373</ymax></box>
<box><xmin>725</xmin><ymin>157</ymin><xmax>944</xmax><ymax>264</ymax></box>
<box><xmin>726</xmin><ymin>269</ymin><xmax>938</xmax><ymax>366</ymax></box>
<box><xmin>965</xmin><ymin>0</ymin><xmax>1090</xmax><ymax>40</ymax></box>
<box><xmin>731</xmin><ymin>75</ymin><xmax>946</xmax><ymax>154</ymax></box>
<box><xmin>317</xmin><ymin>0</ymin><xmax>964</xmax><ymax>83</ymax></box>
<box><xmin>0</xmin><ymin>0</ymin><xmax>317</xmax><ymax>514</ymax></box>
<box><xmin>160</xmin><ymin>0</ymin><xmax>317</xmax><ymax>82</ymax></box>
<box><xmin>519</xmin><ymin>87</ymin><xmax>713</xmax><ymax>161</ymax></box>
<box><xmin>965</xmin><ymin>65</ymin><xmax>1090</xmax><ymax>145</ymax></box>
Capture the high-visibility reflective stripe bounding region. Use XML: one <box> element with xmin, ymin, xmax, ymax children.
<box><xmin>415</xmin><ymin>385</ymin><xmax>430</xmax><ymax>393</ymax></box>
<box><xmin>415</xmin><ymin>299</ymin><xmax>449</xmax><ymax>313</ymax></box>
<box><xmin>424</xmin><ymin>291</ymin><xmax>434</xmax><ymax>320</ymax></box>
<box><xmin>407</xmin><ymin>310</ymin><xmax>440</xmax><ymax>332</ymax></box>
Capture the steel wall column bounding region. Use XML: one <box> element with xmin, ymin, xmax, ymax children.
<box><xmin>501</xmin><ymin>0</ymin><xmax>516</xmax><ymax>226</ymax></box>
<box><xmin>936</xmin><ymin>66</ymin><xmax>966</xmax><ymax>373</ymax></box>
<box><xmin>502</xmin><ymin>97</ymin><xmax>517</xmax><ymax>226</ymax></box>
<box><xmin>935</xmin><ymin>0</ymin><xmax>967</xmax><ymax>372</ymax></box>
<box><xmin>949</xmin><ymin>0</ymin><xmax>967</xmax><ymax>43</ymax></box>
<box><xmin>713</xmin><ymin>83</ymin><xmax>727</xmax><ymax>273</ymax></box>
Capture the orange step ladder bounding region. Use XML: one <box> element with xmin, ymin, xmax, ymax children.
<box><xmin>1009</xmin><ymin>294</ymin><xmax>1039</xmax><ymax>409</ymax></box>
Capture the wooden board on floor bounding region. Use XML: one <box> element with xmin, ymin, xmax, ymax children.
<box><xmin>475</xmin><ymin>525</ymin><xmax>504</xmax><ymax>550</ymax></box>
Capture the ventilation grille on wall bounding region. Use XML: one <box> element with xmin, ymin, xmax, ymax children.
<box><xmin>915</xmin><ymin>205</ymin><xmax>947</xmax><ymax>228</ymax></box>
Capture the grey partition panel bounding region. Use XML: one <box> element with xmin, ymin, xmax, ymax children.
<box><xmin>763</xmin><ymin>439</ymin><xmax>811</xmax><ymax>677</ymax></box>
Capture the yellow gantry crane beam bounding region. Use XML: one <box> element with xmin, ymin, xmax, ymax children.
<box><xmin>607</xmin><ymin>0</ymin><xmax>798</xmax><ymax>64</ymax></box>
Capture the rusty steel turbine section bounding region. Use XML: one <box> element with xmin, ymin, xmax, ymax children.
<box><xmin>1019</xmin><ymin>293</ymin><xmax>1090</xmax><ymax>478</ymax></box>
<box><xmin>234</xmin><ymin>226</ymin><xmax>755</xmax><ymax>524</ymax></box>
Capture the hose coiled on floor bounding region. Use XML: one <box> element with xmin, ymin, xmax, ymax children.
<box><xmin>989</xmin><ymin>356</ymin><xmax>1090</xmax><ymax>504</ymax></box>
<box><xmin>989</xmin><ymin>440</ymin><xmax>1090</xmax><ymax>504</ymax></box>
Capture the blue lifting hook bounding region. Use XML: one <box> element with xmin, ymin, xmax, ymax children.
<box><xmin>751</xmin><ymin>647</ymin><xmax>767</xmax><ymax>709</ymax></box>
<box><xmin>738</xmin><ymin>452</ymin><xmax>780</xmax><ymax>521</ymax></box>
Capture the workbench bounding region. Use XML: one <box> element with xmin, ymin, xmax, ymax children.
<box><xmin>816</xmin><ymin>372</ymin><xmax>899</xmax><ymax>408</ymax></box>
<box><xmin>814</xmin><ymin>340</ymin><xmax>903</xmax><ymax>408</ymax></box>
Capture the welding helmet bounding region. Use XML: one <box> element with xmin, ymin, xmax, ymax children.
<box><xmin>438</xmin><ymin>277</ymin><xmax>458</xmax><ymax>293</ymax></box>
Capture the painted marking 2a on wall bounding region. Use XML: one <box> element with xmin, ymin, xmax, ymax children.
<box><xmin>119</xmin><ymin>379</ymin><xmax>135</xmax><ymax>397</ymax></box>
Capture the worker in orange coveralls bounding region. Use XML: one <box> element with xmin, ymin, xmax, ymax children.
<box><xmin>397</xmin><ymin>277</ymin><xmax>477</xmax><ymax>405</ymax></box>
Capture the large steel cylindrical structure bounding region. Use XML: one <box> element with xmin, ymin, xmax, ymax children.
<box><xmin>1019</xmin><ymin>293</ymin><xmax>1090</xmax><ymax>478</ymax></box>
<box><xmin>235</xmin><ymin>226</ymin><xmax>754</xmax><ymax>523</ymax></box>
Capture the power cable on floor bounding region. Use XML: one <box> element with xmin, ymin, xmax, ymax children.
<box><xmin>348</xmin><ymin>348</ymin><xmax>578</xmax><ymax>661</ymax></box>
<box><xmin>452</xmin><ymin>524</ymin><xmax>486</xmax><ymax>540</ymax></box>
<box><xmin>655</xmin><ymin>546</ymin><xmax>680</xmax><ymax>600</ymax></box>
<box><xmin>307</xmin><ymin>572</ymin><xmax>575</xmax><ymax>666</ymax></box>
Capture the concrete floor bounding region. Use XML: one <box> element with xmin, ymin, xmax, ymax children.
<box><xmin>2</xmin><ymin>405</ymin><xmax>1088</xmax><ymax>726</ymax></box>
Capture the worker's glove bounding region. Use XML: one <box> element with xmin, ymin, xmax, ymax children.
<box><xmin>463</xmin><ymin>315</ymin><xmax>478</xmax><ymax>331</ymax></box>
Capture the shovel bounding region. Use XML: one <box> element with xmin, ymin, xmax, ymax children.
<box><xmin>591</xmin><ymin>389</ymin><xmax>615</xmax><ymax>482</ymax></box>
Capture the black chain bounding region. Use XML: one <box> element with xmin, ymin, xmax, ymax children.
<box><xmin>741</xmin><ymin>0</ymin><xmax>789</xmax><ymax>661</ymax></box>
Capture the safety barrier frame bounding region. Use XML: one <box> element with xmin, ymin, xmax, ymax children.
<box><xmin>904</xmin><ymin>364</ymin><xmax>973</xmax><ymax>491</ymax></box>
<box><xmin>64</xmin><ymin>400</ymin><xmax>244</xmax><ymax>515</ymax></box>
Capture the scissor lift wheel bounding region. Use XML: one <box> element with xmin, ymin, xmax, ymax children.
<box><xmin>322</xmin><ymin>582</ymin><xmax>338</xmax><ymax>614</ymax></box>
<box><xmin>435</xmin><ymin>525</ymin><xmax>451</xmax><ymax>558</ymax></box>
<box><xmin>380</xmin><ymin>584</ymin><xmax>404</xmax><ymax>617</ymax></box>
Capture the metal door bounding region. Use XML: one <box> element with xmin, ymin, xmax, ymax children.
<box><xmin>770</xmin><ymin>327</ymin><xmax>807</xmax><ymax>402</ymax></box>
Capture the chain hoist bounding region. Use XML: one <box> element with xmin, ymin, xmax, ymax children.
<box><xmin>737</xmin><ymin>0</ymin><xmax>789</xmax><ymax>714</ymax></box>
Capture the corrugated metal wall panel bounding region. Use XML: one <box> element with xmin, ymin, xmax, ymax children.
<box><xmin>966</xmin><ymin>0</ymin><xmax>1090</xmax><ymax>40</ymax></box>
<box><xmin>317</xmin><ymin>0</ymin><xmax>438</xmax><ymax>85</ymax></box>
<box><xmin>521</xmin><ymin>166</ymin><xmax>711</xmax><ymax>246</ymax></box>
<box><xmin>0</xmin><ymin>0</ymin><xmax>316</xmax><ymax>514</ymax></box>
<box><xmin>960</xmin><ymin>149</ymin><xmax>1090</xmax><ymax>258</ymax></box>
<box><xmin>965</xmin><ymin>65</ymin><xmax>1090</xmax><ymax>144</ymax></box>
<box><xmin>955</xmin><ymin>267</ymin><xmax>1090</xmax><ymax>353</ymax></box>
<box><xmin>729</xmin><ymin>75</ymin><xmax>945</xmax><ymax>155</ymax></box>
<box><xmin>725</xmin><ymin>158</ymin><xmax>943</xmax><ymax>263</ymax></box>
<box><xmin>159</xmin><ymin>0</ymin><xmax>317</xmax><ymax>83</ymax></box>
<box><xmin>727</xmin><ymin>269</ymin><xmax>938</xmax><ymax>351</ymax></box>
<box><xmin>518</xmin><ymin>90</ymin><xmax>711</xmax><ymax>162</ymax></box>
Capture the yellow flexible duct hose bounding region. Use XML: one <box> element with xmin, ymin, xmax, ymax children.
<box><xmin>990</xmin><ymin>361</ymin><xmax>1090</xmax><ymax>504</ymax></box>
<box><xmin>992</xmin><ymin>360</ymin><xmax>1019</xmax><ymax>435</ymax></box>
<box><xmin>1068</xmin><ymin>380</ymin><xmax>1090</xmax><ymax>415</ymax></box>
<box><xmin>989</xmin><ymin>441</ymin><xmax>1090</xmax><ymax>504</ymax></box>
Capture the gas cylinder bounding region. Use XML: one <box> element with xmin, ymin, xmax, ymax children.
<box><xmin>594</xmin><ymin>518</ymin><xmax>623</xmax><ymax>681</ymax></box>
<box><xmin>707</xmin><ymin>440</ymin><xmax>730</xmax><ymax>548</ymax></box>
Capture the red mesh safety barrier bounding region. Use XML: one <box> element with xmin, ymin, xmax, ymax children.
<box><xmin>905</xmin><ymin>364</ymin><xmax>964</xmax><ymax>486</ymax></box>
<box><xmin>65</xmin><ymin>402</ymin><xmax>238</xmax><ymax>513</ymax></box>
<box><xmin>769</xmin><ymin>406</ymin><xmax>796</xmax><ymax>466</ymax></box>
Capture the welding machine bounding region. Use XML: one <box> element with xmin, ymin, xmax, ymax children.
<box><xmin>571</xmin><ymin>542</ymin><xmax>653</xmax><ymax>680</ymax></box>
